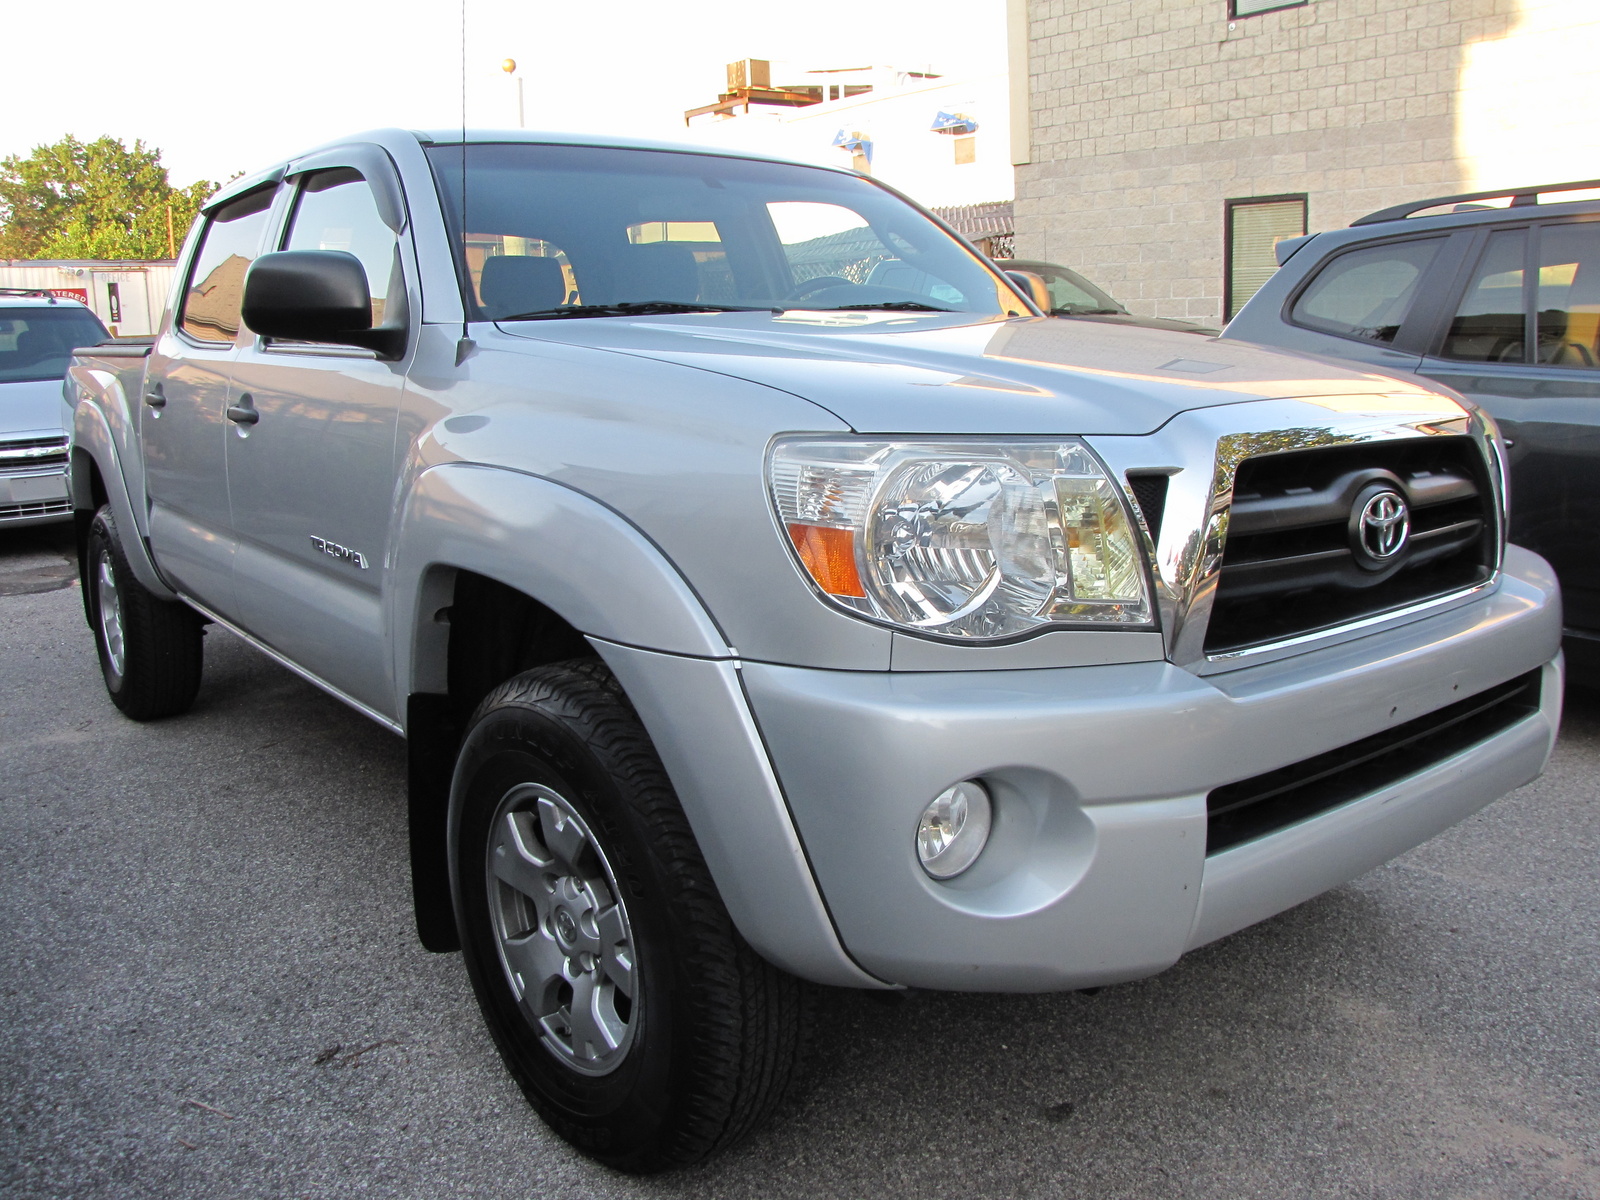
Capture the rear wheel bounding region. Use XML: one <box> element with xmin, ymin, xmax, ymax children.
<box><xmin>86</xmin><ymin>505</ymin><xmax>203</xmax><ymax>720</ymax></box>
<box><xmin>451</xmin><ymin>660</ymin><xmax>806</xmax><ymax>1172</ymax></box>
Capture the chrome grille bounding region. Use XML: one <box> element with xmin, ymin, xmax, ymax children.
<box><xmin>0</xmin><ymin>436</ymin><xmax>69</xmax><ymax>471</ymax></box>
<box><xmin>1203</xmin><ymin>437</ymin><xmax>1495</xmax><ymax>655</ymax></box>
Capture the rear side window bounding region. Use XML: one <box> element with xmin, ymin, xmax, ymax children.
<box><xmin>1442</xmin><ymin>230</ymin><xmax>1527</xmax><ymax>362</ymax></box>
<box><xmin>1290</xmin><ymin>239</ymin><xmax>1440</xmax><ymax>345</ymax></box>
<box><xmin>180</xmin><ymin>188</ymin><xmax>275</xmax><ymax>343</ymax></box>
<box><xmin>1535</xmin><ymin>222</ymin><xmax>1600</xmax><ymax>369</ymax></box>
<box><xmin>282</xmin><ymin>168</ymin><xmax>401</xmax><ymax>325</ymax></box>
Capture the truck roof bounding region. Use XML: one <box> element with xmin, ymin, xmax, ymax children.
<box><xmin>202</xmin><ymin>127</ymin><xmax>857</xmax><ymax>213</ymax></box>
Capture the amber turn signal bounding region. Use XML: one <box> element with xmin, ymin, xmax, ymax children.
<box><xmin>786</xmin><ymin>523</ymin><xmax>865</xmax><ymax>598</ymax></box>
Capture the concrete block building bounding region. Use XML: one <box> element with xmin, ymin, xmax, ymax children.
<box><xmin>1008</xmin><ymin>0</ymin><xmax>1600</xmax><ymax>327</ymax></box>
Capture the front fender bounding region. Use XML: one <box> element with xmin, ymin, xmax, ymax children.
<box><xmin>389</xmin><ymin>462</ymin><xmax>885</xmax><ymax>987</ymax></box>
<box><xmin>390</xmin><ymin>461</ymin><xmax>732</xmax><ymax>700</ymax></box>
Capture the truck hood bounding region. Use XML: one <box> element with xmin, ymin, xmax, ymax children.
<box><xmin>496</xmin><ymin>311</ymin><xmax>1449</xmax><ymax>435</ymax></box>
<box><xmin>0</xmin><ymin>378</ymin><xmax>72</xmax><ymax>440</ymax></box>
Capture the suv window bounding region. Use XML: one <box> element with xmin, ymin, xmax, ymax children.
<box><xmin>1290</xmin><ymin>238</ymin><xmax>1441</xmax><ymax>345</ymax></box>
<box><xmin>180</xmin><ymin>188</ymin><xmax>276</xmax><ymax>344</ymax></box>
<box><xmin>283</xmin><ymin>168</ymin><xmax>400</xmax><ymax>325</ymax></box>
<box><xmin>1442</xmin><ymin>230</ymin><xmax>1527</xmax><ymax>362</ymax></box>
<box><xmin>1535</xmin><ymin>222</ymin><xmax>1600</xmax><ymax>369</ymax></box>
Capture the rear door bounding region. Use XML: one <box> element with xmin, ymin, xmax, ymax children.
<box><xmin>142</xmin><ymin>185</ymin><xmax>278</xmax><ymax>613</ymax></box>
<box><xmin>1419</xmin><ymin>217</ymin><xmax>1600</xmax><ymax>638</ymax></box>
<box><xmin>224</xmin><ymin>150</ymin><xmax>413</xmax><ymax>717</ymax></box>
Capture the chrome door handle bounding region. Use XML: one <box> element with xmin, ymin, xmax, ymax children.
<box><xmin>143</xmin><ymin>384</ymin><xmax>166</xmax><ymax>408</ymax></box>
<box><xmin>225</xmin><ymin>395</ymin><xmax>259</xmax><ymax>425</ymax></box>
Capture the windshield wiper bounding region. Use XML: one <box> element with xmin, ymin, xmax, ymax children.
<box><xmin>1052</xmin><ymin>304</ymin><xmax>1127</xmax><ymax>316</ymax></box>
<box><xmin>497</xmin><ymin>301</ymin><xmax>778</xmax><ymax>321</ymax></box>
<box><xmin>816</xmin><ymin>301</ymin><xmax>954</xmax><ymax>312</ymax></box>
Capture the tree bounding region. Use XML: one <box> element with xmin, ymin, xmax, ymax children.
<box><xmin>0</xmin><ymin>135</ymin><xmax>219</xmax><ymax>261</ymax></box>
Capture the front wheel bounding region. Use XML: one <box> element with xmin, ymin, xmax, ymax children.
<box><xmin>86</xmin><ymin>505</ymin><xmax>204</xmax><ymax>720</ymax></box>
<box><xmin>451</xmin><ymin>660</ymin><xmax>806</xmax><ymax>1172</ymax></box>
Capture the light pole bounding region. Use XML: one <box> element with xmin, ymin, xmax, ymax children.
<box><xmin>502</xmin><ymin>58</ymin><xmax>524</xmax><ymax>128</ymax></box>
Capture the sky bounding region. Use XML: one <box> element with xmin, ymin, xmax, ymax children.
<box><xmin>6</xmin><ymin>0</ymin><xmax>1006</xmax><ymax>188</ymax></box>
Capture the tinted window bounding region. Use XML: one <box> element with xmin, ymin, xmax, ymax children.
<box><xmin>426</xmin><ymin>143</ymin><xmax>1022</xmax><ymax>317</ymax></box>
<box><xmin>283</xmin><ymin>168</ymin><xmax>400</xmax><ymax>324</ymax></box>
<box><xmin>1535</xmin><ymin>222</ymin><xmax>1600</xmax><ymax>369</ymax></box>
<box><xmin>1291</xmin><ymin>238</ymin><xmax>1441</xmax><ymax>344</ymax></box>
<box><xmin>1442</xmin><ymin>230</ymin><xmax>1527</xmax><ymax>362</ymax></box>
<box><xmin>0</xmin><ymin>307</ymin><xmax>109</xmax><ymax>383</ymax></box>
<box><xmin>180</xmin><ymin>188</ymin><xmax>275</xmax><ymax>343</ymax></box>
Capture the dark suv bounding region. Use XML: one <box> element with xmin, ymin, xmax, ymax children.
<box><xmin>1223</xmin><ymin>180</ymin><xmax>1600</xmax><ymax>680</ymax></box>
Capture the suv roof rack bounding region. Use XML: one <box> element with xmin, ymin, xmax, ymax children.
<box><xmin>1353</xmin><ymin>179</ymin><xmax>1600</xmax><ymax>227</ymax></box>
<box><xmin>0</xmin><ymin>287</ymin><xmax>60</xmax><ymax>301</ymax></box>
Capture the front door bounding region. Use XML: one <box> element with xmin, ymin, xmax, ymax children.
<box><xmin>142</xmin><ymin>186</ymin><xmax>278</xmax><ymax>615</ymax></box>
<box><xmin>225</xmin><ymin>164</ymin><xmax>412</xmax><ymax>717</ymax></box>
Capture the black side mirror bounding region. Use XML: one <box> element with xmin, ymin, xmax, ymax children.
<box><xmin>242</xmin><ymin>250</ymin><xmax>405</xmax><ymax>359</ymax></box>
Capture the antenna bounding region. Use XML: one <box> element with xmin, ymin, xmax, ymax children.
<box><xmin>456</xmin><ymin>0</ymin><xmax>474</xmax><ymax>362</ymax></box>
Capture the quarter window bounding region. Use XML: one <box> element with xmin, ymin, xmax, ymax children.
<box><xmin>1534</xmin><ymin>222</ymin><xmax>1600</xmax><ymax>369</ymax></box>
<box><xmin>180</xmin><ymin>188</ymin><xmax>275</xmax><ymax>343</ymax></box>
<box><xmin>1442</xmin><ymin>230</ymin><xmax>1527</xmax><ymax>362</ymax></box>
<box><xmin>1226</xmin><ymin>195</ymin><xmax>1306</xmax><ymax>320</ymax></box>
<box><xmin>283</xmin><ymin>169</ymin><xmax>400</xmax><ymax>325</ymax></box>
<box><xmin>1290</xmin><ymin>238</ymin><xmax>1441</xmax><ymax>344</ymax></box>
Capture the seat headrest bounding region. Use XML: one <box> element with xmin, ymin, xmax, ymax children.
<box><xmin>626</xmin><ymin>242</ymin><xmax>700</xmax><ymax>303</ymax></box>
<box><xmin>479</xmin><ymin>255</ymin><xmax>567</xmax><ymax>318</ymax></box>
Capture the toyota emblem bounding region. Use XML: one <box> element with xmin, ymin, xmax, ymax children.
<box><xmin>1357</xmin><ymin>490</ymin><xmax>1409</xmax><ymax>561</ymax></box>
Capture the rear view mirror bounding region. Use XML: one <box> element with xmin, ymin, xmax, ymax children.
<box><xmin>242</xmin><ymin>250</ymin><xmax>405</xmax><ymax>358</ymax></box>
<box><xmin>1005</xmin><ymin>269</ymin><xmax>1052</xmax><ymax>314</ymax></box>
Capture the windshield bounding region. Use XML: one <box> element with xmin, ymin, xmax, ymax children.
<box><xmin>426</xmin><ymin>143</ymin><xmax>1025</xmax><ymax>319</ymax></box>
<box><xmin>0</xmin><ymin>307</ymin><xmax>110</xmax><ymax>384</ymax></box>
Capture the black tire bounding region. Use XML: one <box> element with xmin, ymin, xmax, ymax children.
<box><xmin>451</xmin><ymin>660</ymin><xmax>806</xmax><ymax>1173</ymax></box>
<box><xmin>86</xmin><ymin>505</ymin><xmax>204</xmax><ymax>721</ymax></box>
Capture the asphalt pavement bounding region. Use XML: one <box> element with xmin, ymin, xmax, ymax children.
<box><xmin>2</xmin><ymin>524</ymin><xmax>1597</xmax><ymax>1200</ymax></box>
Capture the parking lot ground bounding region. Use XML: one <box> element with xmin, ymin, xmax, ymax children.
<box><xmin>2</xmin><ymin>524</ymin><xmax>1597</xmax><ymax>1200</ymax></box>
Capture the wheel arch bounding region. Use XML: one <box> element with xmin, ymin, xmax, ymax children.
<box><xmin>392</xmin><ymin>462</ymin><xmax>733</xmax><ymax>954</ymax></box>
<box><xmin>391</xmin><ymin>462</ymin><xmax>732</xmax><ymax>709</ymax></box>
<box><xmin>71</xmin><ymin>398</ymin><xmax>176</xmax><ymax>601</ymax></box>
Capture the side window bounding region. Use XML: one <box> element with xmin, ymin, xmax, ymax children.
<box><xmin>1535</xmin><ymin>222</ymin><xmax>1600</xmax><ymax>369</ymax></box>
<box><xmin>1442</xmin><ymin>230</ymin><xmax>1527</xmax><ymax>362</ymax></box>
<box><xmin>283</xmin><ymin>168</ymin><xmax>400</xmax><ymax>325</ymax></box>
<box><xmin>1290</xmin><ymin>238</ymin><xmax>1441</xmax><ymax>344</ymax></box>
<box><xmin>180</xmin><ymin>188</ymin><xmax>275</xmax><ymax>343</ymax></box>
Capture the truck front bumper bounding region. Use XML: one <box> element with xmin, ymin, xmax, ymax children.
<box><xmin>743</xmin><ymin>546</ymin><xmax>1560</xmax><ymax>991</ymax></box>
<box><xmin>597</xmin><ymin>546</ymin><xmax>1561</xmax><ymax>992</ymax></box>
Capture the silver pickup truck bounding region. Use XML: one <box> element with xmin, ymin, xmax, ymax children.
<box><xmin>68</xmin><ymin>129</ymin><xmax>1563</xmax><ymax>1171</ymax></box>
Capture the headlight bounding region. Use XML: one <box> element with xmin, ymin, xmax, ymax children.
<box><xmin>769</xmin><ymin>438</ymin><xmax>1154</xmax><ymax>640</ymax></box>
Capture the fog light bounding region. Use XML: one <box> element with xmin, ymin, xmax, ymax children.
<box><xmin>916</xmin><ymin>781</ymin><xmax>992</xmax><ymax>879</ymax></box>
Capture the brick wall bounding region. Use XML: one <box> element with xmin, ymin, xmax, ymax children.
<box><xmin>1014</xmin><ymin>0</ymin><xmax>1523</xmax><ymax>326</ymax></box>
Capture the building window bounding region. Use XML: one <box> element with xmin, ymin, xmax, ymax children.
<box><xmin>1231</xmin><ymin>0</ymin><xmax>1306</xmax><ymax>15</ymax></box>
<box><xmin>953</xmin><ymin>137</ymin><xmax>976</xmax><ymax>165</ymax></box>
<box><xmin>1225</xmin><ymin>195</ymin><xmax>1307</xmax><ymax>321</ymax></box>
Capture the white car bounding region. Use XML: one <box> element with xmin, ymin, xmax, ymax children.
<box><xmin>0</xmin><ymin>290</ymin><xmax>109</xmax><ymax>526</ymax></box>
